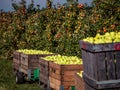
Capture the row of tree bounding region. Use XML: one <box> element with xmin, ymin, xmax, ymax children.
<box><xmin>0</xmin><ymin>0</ymin><xmax>119</xmax><ymax>60</ymax></box>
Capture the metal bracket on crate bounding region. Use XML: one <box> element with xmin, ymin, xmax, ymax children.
<box><xmin>83</xmin><ymin>73</ymin><xmax>120</xmax><ymax>89</ymax></box>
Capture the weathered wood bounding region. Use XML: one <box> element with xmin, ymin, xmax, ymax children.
<box><xmin>79</xmin><ymin>40</ymin><xmax>120</xmax><ymax>90</ymax></box>
<box><xmin>96</xmin><ymin>52</ymin><xmax>106</xmax><ymax>81</ymax></box>
<box><xmin>81</xmin><ymin>50</ymin><xmax>88</xmax><ymax>75</ymax></box>
<box><xmin>83</xmin><ymin>73</ymin><xmax>120</xmax><ymax>89</ymax></box>
<box><xmin>115</xmin><ymin>51</ymin><xmax>120</xmax><ymax>90</ymax></box>
<box><xmin>106</xmin><ymin>52</ymin><xmax>116</xmax><ymax>80</ymax></box>
<box><xmin>96</xmin><ymin>52</ymin><xmax>108</xmax><ymax>90</ymax></box>
<box><xmin>79</xmin><ymin>40</ymin><xmax>120</xmax><ymax>52</ymax></box>
<box><xmin>106</xmin><ymin>52</ymin><xmax>117</xmax><ymax>90</ymax></box>
<box><xmin>87</xmin><ymin>51</ymin><xmax>95</xmax><ymax>79</ymax></box>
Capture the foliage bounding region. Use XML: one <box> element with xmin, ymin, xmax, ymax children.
<box><xmin>0</xmin><ymin>0</ymin><xmax>120</xmax><ymax>59</ymax></box>
<box><xmin>88</xmin><ymin>0</ymin><xmax>120</xmax><ymax>35</ymax></box>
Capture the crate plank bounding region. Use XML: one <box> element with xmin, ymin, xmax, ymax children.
<box><xmin>74</xmin><ymin>73</ymin><xmax>85</xmax><ymax>90</ymax></box>
<box><xmin>13</xmin><ymin>62</ymin><xmax>19</xmax><ymax>70</ymax></box>
<box><xmin>106</xmin><ymin>52</ymin><xmax>116</xmax><ymax>80</ymax></box>
<box><xmin>87</xmin><ymin>51</ymin><xmax>95</xmax><ymax>79</ymax></box>
<box><xmin>81</xmin><ymin>50</ymin><xmax>88</xmax><ymax>75</ymax></box>
<box><xmin>49</xmin><ymin>76</ymin><xmax>61</xmax><ymax>86</ymax></box>
<box><xmin>115</xmin><ymin>51</ymin><xmax>120</xmax><ymax>90</ymax></box>
<box><xmin>95</xmin><ymin>52</ymin><xmax>106</xmax><ymax>81</ymax></box>
<box><xmin>96</xmin><ymin>52</ymin><xmax>108</xmax><ymax>90</ymax></box>
<box><xmin>62</xmin><ymin>75</ymin><xmax>75</xmax><ymax>82</ymax></box>
<box><xmin>106</xmin><ymin>52</ymin><xmax>117</xmax><ymax>90</ymax></box>
<box><xmin>115</xmin><ymin>51</ymin><xmax>120</xmax><ymax>79</ymax></box>
<box><xmin>62</xmin><ymin>70</ymin><xmax>80</xmax><ymax>76</ymax></box>
<box><xmin>62</xmin><ymin>65</ymin><xmax>83</xmax><ymax>71</ymax></box>
<box><xmin>49</xmin><ymin>71</ymin><xmax>61</xmax><ymax>80</ymax></box>
<box><xmin>79</xmin><ymin>40</ymin><xmax>120</xmax><ymax>52</ymax></box>
<box><xmin>49</xmin><ymin>62</ymin><xmax>61</xmax><ymax>70</ymax></box>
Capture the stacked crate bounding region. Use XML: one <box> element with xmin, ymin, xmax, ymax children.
<box><xmin>79</xmin><ymin>40</ymin><xmax>120</xmax><ymax>90</ymax></box>
<box><xmin>49</xmin><ymin>61</ymin><xmax>83</xmax><ymax>90</ymax></box>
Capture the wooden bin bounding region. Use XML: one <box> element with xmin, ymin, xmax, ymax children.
<box><xmin>13</xmin><ymin>51</ymin><xmax>21</xmax><ymax>70</ymax></box>
<box><xmin>79</xmin><ymin>40</ymin><xmax>120</xmax><ymax>90</ymax></box>
<box><xmin>75</xmin><ymin>73</ymin><xmax>85</xmax><ymax>90</ymax></box>
<box><xmin>49</xmin><ymin>61</ymin><xmax>83</xmax><ymax>90</ymax></box>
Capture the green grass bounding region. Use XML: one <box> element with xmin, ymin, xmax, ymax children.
<box><xmin>0</xmin><ymin>59</ymin><xmax>43</xmax><ymax>90</ymax></box>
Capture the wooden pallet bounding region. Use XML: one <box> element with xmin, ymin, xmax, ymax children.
<box><xmin>79</xmin><ymin>40</ymin><xmax>120</xmax><ymax>90</ymax></box>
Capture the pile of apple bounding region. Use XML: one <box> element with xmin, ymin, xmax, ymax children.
<box><xmin>42</xmin><ymin>54</ymin><xmax>82</xmax><ymax>65</ymax></box>
<box><xmin>83</xmin><ymin>32</ymin><xmax>120</xmax><ymax>44</ymax></box>
<box><xmin>16</xmin><ymin>49</ymin><xmax>54</xmax><ymax>54</ymax></box>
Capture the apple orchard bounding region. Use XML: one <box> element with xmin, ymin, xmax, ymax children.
<box><xmin>0</xmin><ymin>0</ymin><xmax>120</xmax><ymax>59</ymax></box>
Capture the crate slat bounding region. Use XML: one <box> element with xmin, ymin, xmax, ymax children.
<box><xmin>74</xmin><ymin>73</ymin><xmax>85</xmax><ymax>90</ymax></box>
<box><xmin>79</xmin><ymin>40</ymin><xmax>120</xmax><ymax>52</ymax></box>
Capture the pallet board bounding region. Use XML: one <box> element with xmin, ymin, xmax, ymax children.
<box><xmin>49</xmin><ymin>61</ymin><xmax>83</xmax><ymax>90</ymax></box>
<box><xmin>79</xmin><ymin>40</ymin><xmax>120</xmax><ymax>90</ymax></box>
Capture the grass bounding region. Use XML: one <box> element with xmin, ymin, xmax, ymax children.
<box><xmin>0</xmin><ymin>59</ymin><xmax>43</xmax><ymax>90</ymax></box>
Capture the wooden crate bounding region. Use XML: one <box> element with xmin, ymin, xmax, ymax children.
<box><xmin>13</xmin><ymin>51</ymin><xmax>21</xmax><ymax>70</ymax></box>
<box><xmin>49</xmin><ymin>61</ymin><xmax>83</xmax><ymax>90</ymax></box>
<box><xmin>74</xmin><ymin>73</ymin><xmax>85</xmax><ymax>90</ymax></box>
<box><xmin>79</xmin><ymin>40</ymin><xmax>120</xmax><ymax>90</ymax></box>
